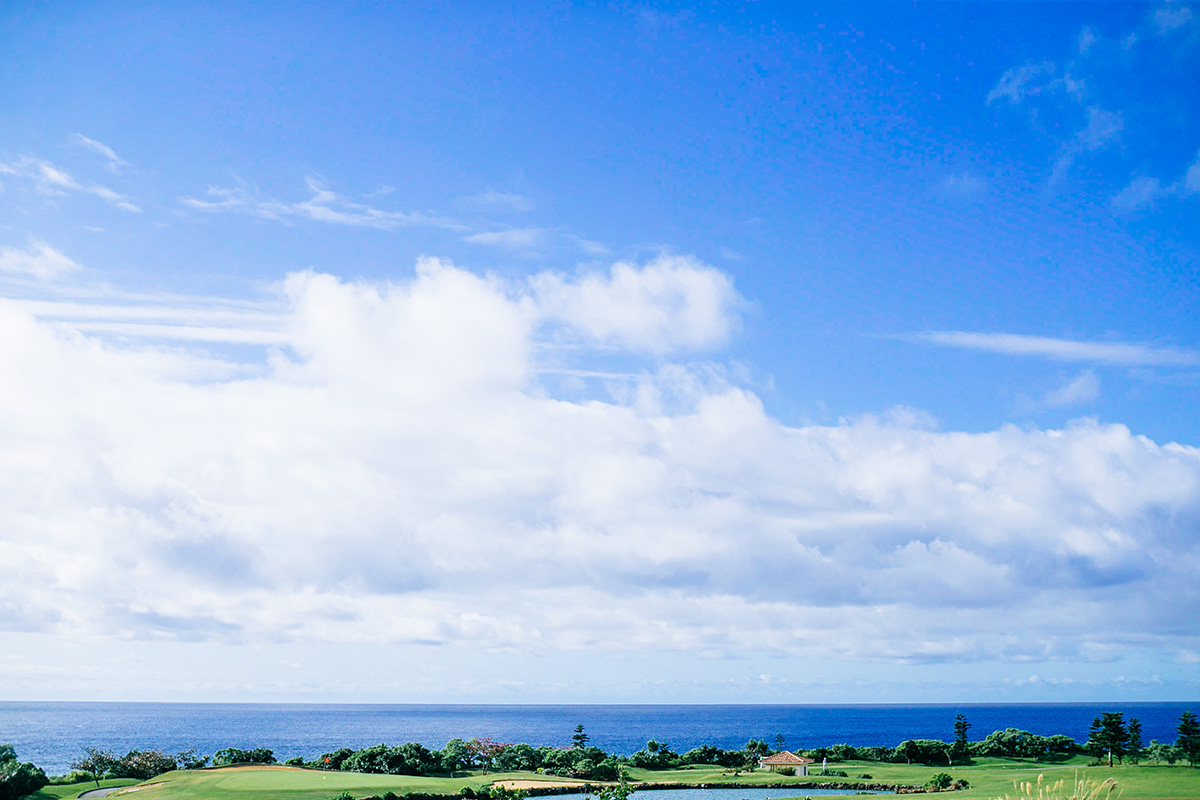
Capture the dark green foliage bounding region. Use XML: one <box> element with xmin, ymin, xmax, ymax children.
<box><xmin>440</xmin><ymin>740</ymin><xmax>473</xmax><ymax>773</ymax></box>
<box><xmin>536</xmin><ymin>745</ymin><xmax>611</xmax><ymax>779</ymax></box>
<box><xmin>774</xmin><ymin>767</ymin><xmax>795</xmax><ymax>776</ymax></box>
<box><xmin>1127</xmin><ymin>719</ymin><xmax>1143</xmax><ymax>764</ymax></box>
<box><xmin>176</xmin><ymin>749</ymin><xmax>209</xmax><ymax>770</ymax></box>
<box><xmin>626</xmin><ymin>740</ymin><xmax>679</xmax><ymax>769</ymax></box>
<box><xmin>951</xmin><ymin>714</ymin><xmax>972</xmax><ymax>765</ymax></box>
<box><xmin>818</xmin><ymin>768</ymin><xmax>848</xmax><ymax>777</ymax></box>
<box><xmin>972</xmin><ymin>728</ymin><xmax>1075</xmax><ymax>760</ymax></box>
<box><xmin>571</xmin><ymin>725</ymin><xmax>590</xmax><ymax>749</ymax></box>
<box><xmin>0</xmin><ymin>746</ymin><xmax>48</xmax><ymax>800</ymax></box>
<box><xmin>926</xmin><ymin>772</ymin><xmax>953</xmax><ymax>791</ymax></box>
<box><xmin>285</xmin><ymin>756</ymin><xmax>306</xmax><ymax>766</ymax></box>
<box><xmin>678</xmin><ymin>745</ymin><xmax>745</xmax><ymax>768</ymax></box>
<box><xmin>1178</xmin><ymin>710</ymin><xmax>1200</xmax><ymax>766</ymax></box>
<box><xmin>856</xmin><ymin>773</ymin><xmax>873</xmax><ymax>779</ymax></box>
<box><xmin>1087</xmin><ymin>713</ymin><xmax>1129</xmax><ymax>766</ymax></box>
<box><xmin>315</xmin><ymin>748</ymin><xmax>355</xmax><ymax>770</ymax></box>
<box><xmin>339</xmin><ymin>743</ymin><xmax>438</xmax><ymax>776</ymax></box>
<box><xmin>892</xmin><ymin>739</ymin><xmax>950</xmax><ymax>766</ymax></box>
<box><xmin>491</xmin><ymin>743</ymin><xmax>538</xmax><ymax>772</ymax></box>
<box><xmin>213</xmin><ymin>747</ymin><xmax>276</xmax><ymax>766</ymax></box>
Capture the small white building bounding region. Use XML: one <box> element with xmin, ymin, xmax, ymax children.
<box><xmin>758</xmin><ymin>751</ymin><xmax>815</xmax><ymax>776</ymax></box>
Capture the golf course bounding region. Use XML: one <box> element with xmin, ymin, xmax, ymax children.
<box><xmin>21</xmin><ymin>759</ymin><xmax>1200</xmax><ymax>800</ymax></box>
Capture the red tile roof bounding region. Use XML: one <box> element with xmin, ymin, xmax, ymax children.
<box><xmin>759</xmin><ymin>751</ymin><xmax>814</xmax><ymax>765</ymax></box>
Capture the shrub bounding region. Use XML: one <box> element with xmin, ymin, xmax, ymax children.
<box><xmin>775</xmin><ymin>766</ymin><xmax>795</xmax><ymax>776</ymax></box>
<box><xmin>926</xmin><ymin>772</ymin><xmax>953</xmax><ymax>791</ymax></box>
<box><xmin>856</xmin><ymin>774</ymin><xmax>872</xmax><ymax>779</ymax></box>
<box><xmin>819</xmin><ymin>769</ymin><xmax>848</xmax><ymax>777</ymax></box>
<box><xmin>212</xmin><ymin>748</ymin><xmax>276</xmax><ymax>766</ymax></box>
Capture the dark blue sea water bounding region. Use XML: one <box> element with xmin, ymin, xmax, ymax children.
<box><xmin>1</xmin><ymin>702</ymin><xmax>1194</xmax><ymax>774</ymax></box>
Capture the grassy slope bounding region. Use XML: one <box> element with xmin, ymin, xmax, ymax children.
<box><xmin>27</xmin><ymin>779</ymin><xmax>139</xmax><ymax>800</ymax></box>
<box><xmin>30</xmin><ymin>762</ymin><xmax>1200</xmax><ymax>800</ymax></box>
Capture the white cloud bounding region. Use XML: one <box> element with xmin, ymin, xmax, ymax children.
<box><xmin>69</xmin><ymin>134</ymin><xmax>130</xmax><ymax>171</ymax></box>
<box><xmin>1112</xmin><ymin>176</ymin><xmax>1168</xmax><ymax>211</ymax></box>
<box><xmin>531</xmin><ymin>254</ymin><xmax>741</xmax><ymax>354</ymax></box>
<box><xmin>1112</xmin><ymin>149</ymin><xmax>1200</xmax><ymax>210</ymax></box>
<box><xmin>1078</xmin><ymin>27</ymin><xmax>1098</xmax><ymax>54</ymax></box>
<box><xmin>462</xmin><ymin>228</ymin><xmax>545</xmax><ymax>249</ymax></box>
<box><xmin>456</xmin><ymin>190</ymin><xmax>534</xmax><ymax>212</ymax></box>
<box><xmin>911</xmin><ymin>331</ymin><xmax>1199</xmax><ymax>366</ymax></box>
<box><xmin>936</xmin><ymin>171</ymin><xmax>987</xmax><ymax>197</ymax></box>
<box><xmin>0</xmin><ymin>239</ymin><xmax>83</xmax><ymax>280</ymax></box>
<box><xmin>1051</xmin><ymin>107</ymin><xmax>1123</xmax><ymax>184</ymax></box>
<box><xmin>180</xmin><ymin>178</ymin><xmax>462</xmax><ymax>230</ymax></box>
<box><xmin>1044</xmin><ymin>369</ymin><xmax>1101</xmax><ymax>407</ymax></box>
<box><xmin>1154</xmin><ymin>5</ymin><xmax>1195</xmax><ymax>35</ymax></box>
<box><xmin>0</xmin><ymin>157</ymin><xmax>141</xmax><ymax>212</ymax></box>
<box><xmin>1</xmin><ymin>261</ymin><xmax>1199</xmax><ymax>689</ymax></box>
<box><xmin>986</xmin><ymin>61</ymin><xmax>1056</xmax><ymax>104</ymax></box>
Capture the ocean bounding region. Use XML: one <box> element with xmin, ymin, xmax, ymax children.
<box><xmin>1</xmin><ymin>702</ymin><xmax>1194</xmax><ymax>774</ymax></box>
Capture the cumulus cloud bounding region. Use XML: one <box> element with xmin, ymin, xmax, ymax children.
<box><xmin>531</xmin><ymin>255</ymin><xmax>741</xmax><ymax>354</ymax></box>
<box><xmin>1</xmin><ymin>259</ymin><xmax>1198</xmax><ymax>671</ymax></box>
<box><xmin>0</xmin><ymin>157</ymin><xmax>141</xmax><ymax>212</ymax></box>
<box><xmin>0</xmin><ymin>239</ymin><xmax>83</xmax><ymax>280</ymax></box>
<box><xmin>180</xmin><ymin>178</ymin><xmax>462</xmax><ymax>230</ymax></box>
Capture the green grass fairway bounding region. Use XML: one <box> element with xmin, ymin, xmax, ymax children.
<box><xmin>88</xmin><ymin>766</ymin><xmax>575</xmax><ymax>800</ymax></box>
<box><xmin>40</xmin><ymin>761</ymin><xmax>1200</xmax><ymax>800</ymax></box>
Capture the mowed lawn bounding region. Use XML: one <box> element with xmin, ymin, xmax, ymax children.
<box><xmin>25</xmin><ymin>761</ymin><xmax>1200</xmax><ymax>800</ymax></box>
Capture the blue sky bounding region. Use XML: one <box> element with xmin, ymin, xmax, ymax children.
<box><xmin>1</xmin><ymin>2</ymin><xmax>1198</xmax><ymax>703</ymax></box>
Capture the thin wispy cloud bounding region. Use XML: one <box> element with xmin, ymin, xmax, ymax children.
<box><xmin>180</xmin><ymin>178</ymin><xmax>463</xmax><ymax>230</ymax></box>
<box><xmin>936</xmin><ymin>171</ymin><xmax>987</xmax><ymax>197</ymax></box>
<box><xmin>462</xmin><ymin>227</ymin><xmax>545</xmax><ymax>249</ymax></box>
<box><xmin>69</xmin><ymin>134</ymin><xmax>130</xmax><ymax>172</ymax></box>
<box><xmin>0</xmin><ymin>239</ymin><xmax>83</xmax><ymax>280</ymax></box>
<box><xmin>1050</xmin><ymin>107</ymin><xmax>1123</xmax><ymax>185</ymax></box>
<box><xmin>1044</xmin><ymin>369</ymin><xmax>1101</xmax><ymax>407</ymax></box>
<box><xmin>986</xmin><ymin>61</ymin><xmax>1057</xmax><ymax>105</ymax></box>
<box><xmin>912</xmin><ymin>331</ymin><xmax>1200</xmax><ymax>367</ymax></box>
<box><xmin>1112</xmin><ymin>150</ymin><xmax>1200</xmax><ymax>210</ymax></box>
<box><xmin>456</xmin><ymin>190</ymin><xmax>534</xmax><ymax>212</ymax></box>
<box><xmin>0</xmin><ymin>157</ymin><xmax>141</xmax><ymax>212</ymax></box>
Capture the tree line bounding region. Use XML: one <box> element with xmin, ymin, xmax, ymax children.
<box><xmin>4</xmin><ymin>709</ymin><xmax>1197</xmax><ymax>798</ymax></box>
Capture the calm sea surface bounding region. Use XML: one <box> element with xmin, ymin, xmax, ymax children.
<box><xmin>1</xmin><ymin>702</ymin><xmax>1194</xmax><ymax>774</ymax></box>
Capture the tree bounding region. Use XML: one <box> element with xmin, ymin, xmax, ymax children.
<box><xmin>71</xmin><ymin>748</ymin><xmax>117</xmax><ymax>788</ymax></box>
<box><xmin>1087</xmin><ymin>713</ymin><xmax>1129</xmax><ymax>767</ymax></box>
<box><xmin>743</xmin><ymin>739</ymin><xmax>769</xmax><ymax>769</ymax></box>
<box><xmin>1177</xmin><ymin>710</ymin><xmax>1200</xmax><ymax>767</ymax></box>
<box><xmin>951</xmin><ymin>714</ymin><xmax>972</xmax><ymax>765</ymax></box>
<box><xmin>466</xmin><ymin>738</ymin><xmax>508</xmax><ymax>773</ymax></box>
<box><xmin>1127</xmin><ymin>719</ymin><xmax>1143</xmax><ymax>765</ymax></box>
<box><xmin>774</xmin><ymin>734</ymin><xmax>786</xmax><ymax>752</ymax></box>
<box><xmin>1147</xmin><ymin>741</ymin><xmax>1180</xmax><ymax>765</ymax></box>
<box><xmin>571</xmin><ymin>725</ymin><xmax>590</xmax><ymax>749</ymax></box>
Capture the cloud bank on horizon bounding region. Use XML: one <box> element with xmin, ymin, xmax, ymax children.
<box><xmin>0</xmin><ymin>2</ymin><xmax>1197</xmax><ymax>701</ymax></box>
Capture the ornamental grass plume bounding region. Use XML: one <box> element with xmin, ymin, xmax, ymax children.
<box><xmin>995</xmin><ymin>771</ymin><xmax>1120</xmax><ymax>800</ymax></box>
